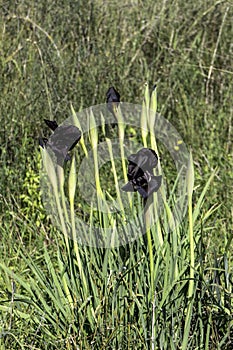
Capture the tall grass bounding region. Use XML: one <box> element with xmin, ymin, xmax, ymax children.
<box><xmin>1</xmin><ymin>85</ymin><xmax>232</xmax><ymax>349</ymax></box>
<box><xmin>0</xmin><ymin>1</ymin><xmax>232</xmax><ymax>349</ymax></box>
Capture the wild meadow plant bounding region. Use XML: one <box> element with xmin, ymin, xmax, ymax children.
<box><xmin>1</xmin><ymin>86</ymin><xmax>232</xmax><ymax>349</ymax></box>
<box><xmin>0</xmin><ymin>2</ymin><xmax>232</xmax><ymax>348</ymax></box>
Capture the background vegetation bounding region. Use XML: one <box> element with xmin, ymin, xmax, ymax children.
<box><xmin>0</xmin><ymin>0</ymin><xmax>232</xmax><ymax>349</ymax></box>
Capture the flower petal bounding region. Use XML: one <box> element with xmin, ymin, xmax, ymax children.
<box><xmin>128</xmin><ymin>148</ymin><xmax>158</xmax><ymax>174</ymax></box>
<box><xmin>44</xmin><ymin>119</ymin><xmax>58</xmax><ymax>131</ymax></box>
<box><xmin>46</xmin><ymin>125</ymin><xmax>81</xmax><ymax>166</ymax></box>
<box><xmin>106</xmin><ymin>86</ymin><xmax>120</xmax><ymax>116</ymax></box>
<box><xmin>121</xmin><ymin>181</ymin><xmax>135</xmax><ymax>192</ymax></box>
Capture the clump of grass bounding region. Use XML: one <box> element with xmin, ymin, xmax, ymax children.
<box><xmin>0</xmin><ymin>1</ymin><xmax>232</xmax><ymax>348</ymax></box>
<box><xmin>2</xmin><ymin>85</ymin><xmax>232</xmax><ymax>350</ymax></box>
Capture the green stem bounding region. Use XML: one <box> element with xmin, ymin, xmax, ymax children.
<box><xmin>144</xmin><ymin>197</ymin><xmax>154</xmax><ymax>298</ymax></box>
<box><xmin>182</xmin><ymin>152</ymin><xmax>195</xmax><ymax>349</ymax></box>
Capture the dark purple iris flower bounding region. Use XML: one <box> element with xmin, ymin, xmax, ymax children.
<box><xmin>39</xmin><ymin>119</ymin><xmax>81</xmax><ymax>166</ymax></box>
<box><xmin>106</xmin><ymin>86</ymin><xmax>120</xmax><ymax>115</ymax></box>
<box><xmin>122</xmin><ymin>148</ymin><xmax>162</xmax><ymax>199</ymax></box>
